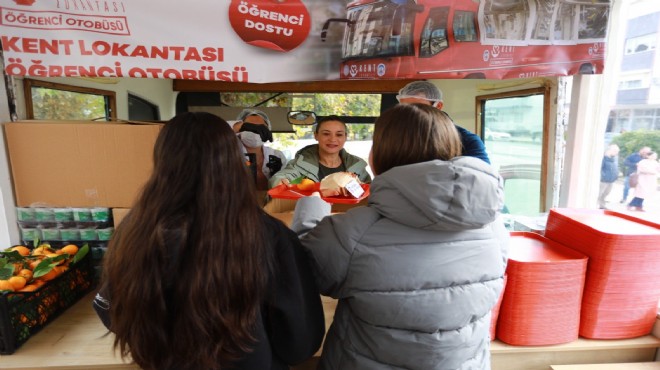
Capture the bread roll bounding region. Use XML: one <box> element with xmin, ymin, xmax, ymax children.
<box><xmin>320</xmin><ymin>172</ymin><xmax>360</xmax><ymax>197</ymax></box>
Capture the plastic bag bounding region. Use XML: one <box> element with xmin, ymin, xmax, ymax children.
<box><xmin>629</xmin><ymin>172</ymin><xmax>639</xmax><ymax>188</ymax></box>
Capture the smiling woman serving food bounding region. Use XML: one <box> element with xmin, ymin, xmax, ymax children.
<box><xmin>268</xmin><ymin>115</ymin><xmax>372</xmax><ymax>188</ymax></box>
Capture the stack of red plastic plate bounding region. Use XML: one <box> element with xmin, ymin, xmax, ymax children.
<box><xmin>544</xmin><ymin>208</ymin><xmax>660</xmax><ymax>339</ymax></box>
<box><xmin>490</xmin><ymin>274</ymin><xmax>507</xmax><ymax>341</ymax></box>
<box><xmin>496</xmin><ymin>232</ymin><xmax>588</xmax><ymax>345</ymax></box>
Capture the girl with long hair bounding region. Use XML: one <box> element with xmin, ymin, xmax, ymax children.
<box><xmin>93</xmin><ymin>112</ymin><xmax>324</xmax><ymax>370</ymax></box>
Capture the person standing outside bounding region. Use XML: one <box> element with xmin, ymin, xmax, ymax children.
<box><xmin>598</xmin><ymin>144</ymin><xmax>620</xmax><ymax>209</ymax></box>
<box><xmin>621</xmin><ymin>146</ymin><xmax>651</xmax><ymax>203</ymax></box>
<box><xmin>93</xmin><ymin>112</ymin><xmax>324</xmax><ymax>370</ymax></box>
<box><xmin>396</xmin><ymin>80</ymin><xmax>490</xmax><ymax>164</ymax></box>
<box><xmin>291</xmin><ymin>104</ymin><xmax>508</xmax><ymax>370</ymax></box>
<box><xmin>628</xmin><ymin>151</ymin><xmax>659</xmax><ymax>211</ymax></box>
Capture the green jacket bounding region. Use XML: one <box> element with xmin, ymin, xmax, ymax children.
<box><xmin>269</xmin><ymin>144</ymin><xmax>371</xmax><ymax>188</ymax></box>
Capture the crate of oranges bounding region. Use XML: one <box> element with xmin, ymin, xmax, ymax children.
<box><xmin>0</xmin><ymin>242</ymin><xmax>94</xmax><ymax>354</ymax></box>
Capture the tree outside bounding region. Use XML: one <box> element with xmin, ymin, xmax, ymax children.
<box><xmin>221</xmin><ymin>92</ymin><xmax>381</xmax><ymax>159</ymax></box>
<box><xmin>31</xmin><ymin>88</ymin><xmax>107</xmax><ymax>120</ymax></box>
<box><xmin>610</xmin><ymin>130</ymin><xmax>660</xmax><ymax>173</ymax></box>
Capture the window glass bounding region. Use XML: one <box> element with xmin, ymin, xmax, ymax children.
<box><xmin>420</xmin><ymin>7</ymin><xmax>449</xmax><ymax>57</ymax></box>
<box><xmin>128</xmin><ymin>94</ymin><xmax>160</xmax><ymax>121</ymax></box>
<box><xmin>618</xmin><ymin>79</ymin><xmax>644</xmax><ymax>89</ymax></box>
<box><xmin>26</xmin><ymin>79</ymin><xmax>116</xmax><ymax>120</ymax></box>
<box><xmin>554</xmin><ymin>3</ymin><xmax>576</xmax><ymax>41</ymax></box>
<box><xmin>482</xmin><ymin>0</ymin><xmax>528</xmax><ymax>41</ymax></box>
<box><xmin>531</xmin><ymin>0</ymin><xmax>554</xmax><ymax>41</ymax></box>
<box><xmin>344</xmin><ymin>2</ymin><xmax>415</xmax><ymax>59</ymax></box>
<box><xmin>453</xmin><ymin>11</ymin><xmax>477</xmax><ymax>42</ymax></box>
<box><xmin>578</xmin><ymin>4</ymin><xmax>609</xmax><ymax>40</ymax></box>
<box><xmin>220</xmin><ymin>92</ymin><xmax>380</xmax><ymax>164</ymax></box>
<box><xmin>624</xmin><ymin>33</ymin><xmax>657</xmax><ymax>55</ymax></box>
<box><xmin>482</xmin><ymin>94</ymin><xmax>545</xmax><ymax>216</ymax></box>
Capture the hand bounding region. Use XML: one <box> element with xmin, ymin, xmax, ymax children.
<box><xmin>280</xmin><ymin>178</ymin><xmax>291</xmax><ymax>187</ymax></box>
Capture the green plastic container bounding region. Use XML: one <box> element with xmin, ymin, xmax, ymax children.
<box><xmin>40</xmin><ymin>228</ymin><xmax>61</xmax><ymax>241</ymax></box>
<box><xmin>20</xmin><ymin>228</ymin><xmax>40</xmax><ymax>241</ymax></box>
<box><xmin>34</xmin><ymin>208</ymin><xmax>55</xmax><ymax>223</ymax></box>
<box><xmin>91</xmin><ymin>207</ymin><xmax>110</xmax><ymax>222</ymax></box>
<box><xmin>60</xmin><ymin>229</ymin><xmax>81</xmax><ymax>241</ymax></box>
<box><xmin>53</xmin><ymin>208</ymin><xmax>74</xmax><ymax>222</ymax></box>
<box><xmin>79</xmin><ymin>228</ymin><xmax>97</xmax><ymax>241</ymax></box>
<box><xmin>96</xmin><ymin>227</ymin><xmax>114</xmax><ymax>241</ymax></box>
<box><xmin>73</xmin><ymin>208</ymin><xmax>92</xmax><ymax>222</ymax></box>
<box><xmin>16</xmin><ymin>208</ymin><xmax>36</xmax><ymax>222</ymax></box>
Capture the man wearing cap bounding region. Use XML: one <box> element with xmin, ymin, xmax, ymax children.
<box><xmin>397</xmin><ymin>81</ymin><xmax>490</xmax><ymax>163</ymax></box>
<box><xmin>234</xmin><ymin>109</ymin><xmax>288</xmax><ymax>199</ymax></box>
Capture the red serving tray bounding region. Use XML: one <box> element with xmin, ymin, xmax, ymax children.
<box><xmin>267</xmin><ymin>183</ymin><xmax>370</xmax><ymax>204</ymax></box>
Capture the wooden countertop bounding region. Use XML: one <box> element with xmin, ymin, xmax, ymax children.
<box><xmin>551</xmin><ymin>363</ymin><xmax>660</xmax><ymax>370</ymax></box>
<box><xmin>1</xmin><ymin>292</ymin><xmax>658</xmax><ymax>370</ymax></box>
<box><xmin>0</xmin><ymin>292</ymin><xmax>337</xmax><ymax>370</ymax></box>
<box><xmin>0</xmin><ymin>292</ymin><xmax>137</xmax><ymax>370</ymax></box>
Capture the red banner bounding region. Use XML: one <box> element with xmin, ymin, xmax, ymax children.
<box><xmin>0</xmin><ymin>0</ymin><xmax>611</xmax><ymax>82</ymax></box>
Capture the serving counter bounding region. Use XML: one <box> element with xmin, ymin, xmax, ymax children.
<box><xmin>2</xmin><ymin>210</ymin><xmax>659</xmax><ymax>370</ymax></box>
<box><xmin>0</xmin><ymin>291</ymin><xmax>658</xmax><ymax>370</ymax></box>
<box><xmin>0</xmin><ymin>292</ymin><xmax>336</xmax><ymax>370</ymax></box>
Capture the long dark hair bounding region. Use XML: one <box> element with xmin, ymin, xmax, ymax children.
<box><xmin>371</xmin><ymin>104</ymin><xmax>462</xmax><ymax>175</ymax></box>
<box><xmin>102</xmin><ymin>112</ymin><xmax>273</xmax><ymax>370</ymax></box>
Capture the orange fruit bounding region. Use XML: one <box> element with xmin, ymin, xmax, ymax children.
<box><xmin>0</xmin><ymin>280</ymin><xmax>15</xmax><ymax>292</ymax></box>
<box><xmin>41</xmin><ymin>265</ymin><xmax>67</xmax><ymax>281</ymax></box>
<box><xmin>32</xmin><ymin>245</ymin><xmax>52</xmax><ymax>256</ymax></box>
<box><xmin>32</xmin><ymin>279</ymin><xmax>46</xmax><ymax>288</ymax></box>
<box><xmin>18</xmin><ymin>284</ymin><xmax>38</xmax><ymax>292</ymax></box>
<box><xmin>8</xmin><ymin>276</ymin><xmax>26</xmax><ymax>290</ymax></box>
<box><xmin>60</xmin><ymin>244</ymin><xmax>79</xmax><ymax>256</ymax></box>
<box><xmin>10</xmin><ymin>246</ymin><xmax>30</xmax><ymax>256</ymax></box>
<box><xmin>28</xmin><ymin>259</ymin><xmax>42</xmax><ymax>270</ymax></box>
<box><xmin>18</xmin><ymin>269</ymin><xmax>33</xmax><ymax>281</ymax></box>
<box><xmin>45</xmin><ymin>253</ymin><xmax>66</xmax><ymax>265</ymax></box>
<box><xmin>298</xmin><ymin>178</ymin><xmax>316</xmax><ymax>191</ymax></box>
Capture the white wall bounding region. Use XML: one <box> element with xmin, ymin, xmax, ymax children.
<box><xmin>434</xmin><ymin>78</ymin><xmax>556</xmax><ymax>133</ymax></box>
<box><xmin>435</xmin><ymin>78</ymin><xmax>559</xmax><ymax>212</ymax></box>
<box><xmin>0</xmin><ymin>73</ymin><xmax>16</xmax><ymax>246</ymax></box>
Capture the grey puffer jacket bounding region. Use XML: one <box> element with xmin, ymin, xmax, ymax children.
<box><xmin>292</xmin><ymin>157</ymin><xmax>509</xmax><ymax>370</ymax></box>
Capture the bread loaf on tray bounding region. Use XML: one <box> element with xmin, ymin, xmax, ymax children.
<box><xmin>320</xmin><ymin>172</ymin><xmax>361</xmax><ymax>198</ymax></box>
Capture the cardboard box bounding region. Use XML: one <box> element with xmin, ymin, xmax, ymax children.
<box><xmin>4</xmin><ymin>121</ymin><xmax>162</xmax><ymax>208</ymax></box>
<box><xmin>112</xmin><ymin>208</ymin><xmax>130</xmax><ymax>228</ymax></box>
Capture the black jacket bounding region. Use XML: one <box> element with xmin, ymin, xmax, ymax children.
<box><xmin>93</xmin><ymin>213</ymin><xmax>325</xmax><ymax>369</ymax></box>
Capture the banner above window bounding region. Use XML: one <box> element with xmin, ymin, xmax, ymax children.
<box><xmin>0</xmin><ymin>0</ymin><xmax>611</xmax><ymax>82</ymax></box>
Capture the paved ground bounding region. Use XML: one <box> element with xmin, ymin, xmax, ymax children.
<box><xmin>601</xmin><ymin>178</ymin><xmax>660</xmax><ymax>221</ymax></box>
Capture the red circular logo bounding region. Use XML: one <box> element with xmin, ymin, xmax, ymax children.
<box><xmin>228</xmin><ymin>0</ymin><xmax>311</xmax><ymax>52</ymax></box>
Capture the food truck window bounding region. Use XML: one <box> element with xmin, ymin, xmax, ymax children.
<box><xmin>24</xmin><ymin>78</ymin><xmax>117</xmax><ymax>121</ymax></box>
<box><xmin>477</xmin><ymin>87</ymin><xmax>550</xmax><ymax>217</ymax></box>
<box><xmin>219</xmin><ymin>92</ymin><xmax>380</xmax><ymax>164</ymax></box>
<box><xmin>128</xmin><ymin>94</ymin><xmax>160</xmax><ymax>121</ymax></box>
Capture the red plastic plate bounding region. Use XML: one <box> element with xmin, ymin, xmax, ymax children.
<box><xmin>267</xmin><ymin>183</ymin><xmax>370</xmax><ymax>204</ymax></box>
